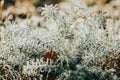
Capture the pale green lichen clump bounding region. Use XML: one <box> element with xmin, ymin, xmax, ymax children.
<box><xmin>0</xmin><ymin>0</ymin><xmax>120</xmax><ymax>80</ymax></box>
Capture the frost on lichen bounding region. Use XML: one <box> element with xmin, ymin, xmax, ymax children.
<box><xmin>0</xmin><ymin>0</ymin><xmax>120</xmax><ymax>80</ymax></box>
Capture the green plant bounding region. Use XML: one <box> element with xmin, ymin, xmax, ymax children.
<box><xmin>0</xmin><ymin>0</ymin><xmax>120</xmax><ymax>80</ymax></box>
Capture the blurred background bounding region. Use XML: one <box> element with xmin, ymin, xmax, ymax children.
<box><xmin>0</xmin><ymin>0</ymin><xmax>120</xmax><ymax>20</ymax></box>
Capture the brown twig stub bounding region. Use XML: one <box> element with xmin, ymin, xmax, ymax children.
<box><xmin>0</xmin><ymin>0</ymin><xmax>4</xmax><ymax>10</ymax></box>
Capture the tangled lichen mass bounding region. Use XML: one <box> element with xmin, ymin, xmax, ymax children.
<box><xmin>0</xmin><ymin>0</ymin><xmax>120</xmax><ymax>80</ymax></box>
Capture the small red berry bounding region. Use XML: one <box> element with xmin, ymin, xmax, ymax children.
<box><xmin>43</xmin><ymin>50</ymin><xmax>58</xmax><ymax>64</ymax></box>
